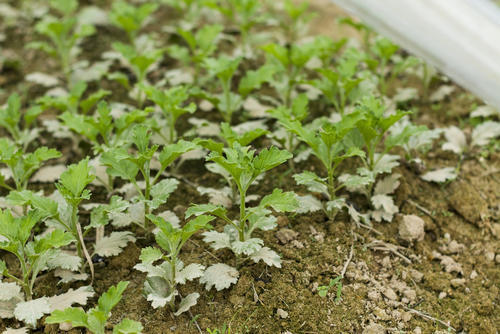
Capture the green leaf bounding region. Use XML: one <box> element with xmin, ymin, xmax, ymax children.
<box><xmin>97</xmin><ymin>281</ymin><xmax>128</xmax><ymax>315</ymax></box>
<box><xmin>159</xmin><ymin>140</ymin><xmax>199</xmax><ymax>169</ymax></box>
<box><xmin>46</xmin><ymin>307</ymin><xmax>88</xmax><ymax>327</ymax></box>
<box><xmin>7</xmin><ymin>190</ymin><xmax>59</xmax><ymax>219</ymax></box>
<box><xmin>34</xmin><ymin>229</ymin><xmax>74</xmax><ymax>253</ymax></box>
<box><xmin>261</xmin><ymin>43</ymin><xmax>289</xmax><ymax>67</ymax></box>
<box><xmin>259</xmin><ymin>189</ymin><xmax>298</xmax><ymax>212</ymax></box>
<box><xmin>113</xmin><ymin>318</ymin><xmax>143</xmax><ymax>334</ymax></box>
<box><xmin>56</xmin><ymin>158</ymin><xmax>95</xmax><ymax>203</ymax></box>
<box><xmin>50</xmin><ymin>0</ymin><xmax>78</xmax><ymax>15</ymax></box>
<box><xmin>253</xmin><ymin>146</ymin><xmax>292</xmax><ymax>172</ymax></box>
<box><xmin>238</xmin><ymin>64</ymin><xmax>277</xmax><ymax>97</ymax></box>
<box><xmin>80</xmin><ymin>90</ymin><xmax>111</xmax><ymax>114</ymax></box>
<box><xmin>203</xmin><ymin>56</ymin><xmax>241</xmax><ymax>83</ymax></box>
<box><xmin>182</xmin><ymin>215</ymin><xmax>214</xmax><ymax>241</ymax></box>
<box><xmin>293</xmin><ymin>171</ymin><xmax>328</xmax><ymax>194</ymax></box>
<box><xmin>185</xmin><ymin>204</ymin><xmax>227</xmax><ymax>219</ymax></box>
<box><xmin>139</xmin><ymin>247</ymin><xmax>163</xmax><ymax>264</ymax></box>
<box><xmin>149</xmin><ymin>178</ymin><xmax>179</xmax><ymax>210</ymax></box>
<box><xmin>101</xmin><ymin>149</ymin><xmax>139</xmax><ymax>182</ymax></box>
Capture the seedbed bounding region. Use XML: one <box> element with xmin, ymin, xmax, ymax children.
<box><xmin>0</xmin><ymin>0</ymin><xmax>499</xmax><ymax>333</ymax></box>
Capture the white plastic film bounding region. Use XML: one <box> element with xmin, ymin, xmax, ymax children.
<box><xmin>330</xmin><ymin>0</ymin><xmax>500</xmax><ymax>109</ymax></box>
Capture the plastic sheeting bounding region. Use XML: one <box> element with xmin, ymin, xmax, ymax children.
<box><xmin>330</xmin><ymin>0</ymin><xmax>500</xmax><ymax>109</ymax></box>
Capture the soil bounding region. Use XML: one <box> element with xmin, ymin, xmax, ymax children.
<box><xmin>0</xmin><ymin>1</ymin><xmax>499</xmax><ymax>334</ymax></box>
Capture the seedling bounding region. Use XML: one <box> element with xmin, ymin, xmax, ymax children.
<box><xmin>202</xmin><ymin>56</ymin><xmax>242</xmax><ymax>123</ymax></box>
<box><xmin>140</xmin><ymin>84</ymin><xmax>196</xmax><ymax>143</ymax></box>
<box><xmin>186</xmin><ymin>144</ymin><xmax>298</xmax><ymax>290</ymax></box>
<box><xmin>134</xmin><ymin>214</ymin><xmax>214</xmax><ymax>314</ymax></box>
<box><xmin>37</xmin><ymin>80</ymin><xmax>110</xmax><ymax>115</ymax></box>
<box><xmin>352</xmin><ymin>95</ymin><xmax>422</xmax><ymax>179</ymax></box>
<box><xmin>0</xmin><ymin>138</ymin><xmax>61</xmax><ymax>192</ymax></box>
<box><xmin>310</xmin><ymin>48</ymin><xmax>365</xmax><ymax>116</ymax></box>
<box><xmin>46</xmin><ymin>281</ymin><xmax>143</xmax><ymax>334</ymax></box>
<box><xmin>364</xmin><ymin>36</ymin><xmax>420</xmax><ymax>95</ymax></box>
<box><xmin>317</xmin><ymin>276</ymin><xmax>343</xmax><ymax>302</ymax></box>
<box><xmin>201</xmin><ymin>123</ymin><xmax>268</xmax><ymax>204</ymax></box>
<box><xmin>0</xmin><ymin>93</ymin><xmax>43</xmax><ymax>150</ymax></box>
<box><xmin>27</xmin><ymin>0</ymin><xmax>95</xmax><ymax>84</ymax></box>
<box><xmin>275</xmin><ymin>110</ymin><xmax>370</xmax><ymax>218</ymax></box>
<box><xmin>101</xmin><ymin>126</ymin><xmax>199</xmax><ymax>228</ymax></box>
<box><xmin>109</xmin><ymin>1</ymin><xmax>158</xmax><ymax>46</ymax></box>
<box><xmin>0</xmin><ymin>209</ymin><xmax>74</xmax><ymax>299</ymax></box>
<box><xmin>279</xmin><ymin>0</ymin><xmax>315</xmax><ymax>44</ymax></box>
<box><xmin>261</xmin><ymin>37</ymin><xmax>328</xmax><ymax>108</ymax></box>
<box><xmin>207</xmin><ymin>0</ymin><xmax>265</xmax><ymax>56</ymax></box>
<box><xmin>111</xmin><ymin>42</ymin><xmax>165</xmax><ymax>107</ymax></box>
<box><xmin>171</xmin><ymin>24</ymin><xmax>223</xmax><ymax>81</ymax></box>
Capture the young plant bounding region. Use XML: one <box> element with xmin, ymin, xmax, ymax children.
<box><xmin>109</xmin><ymin>1</ymin><xmax>158</xmax><ymax>46</ymax></box>
<box><xmin>206</xmin><ymin>0</ymin><xmax>265</xmax><ymax>57</ymax></box>
<box><xmin>261</xmin><ymin>37</ymin><xmax>327</xmax><ymax>108</ymax></box>
<box><xmin>276</xmin><ymin>111</ymin><xmax>370</xmax><ymax>218</ymax></box>
<box><xmin>352</xmin><ymin>96</ymin><xmax>421</xmax><ymax>178</ymax></box>
<box><xmin>27</xmin><ymin>0</ymin><xmax>96</xmax><ymax>84</ymax></box>
<box><xmin>186</xmin><ymin>144</ymin><xmax>298</xmax><ymax>289</ymax></box>
<box><xmin>200</xmin><ymin>122</ymin><xmax>268</xmax><ymax>205</ymax></box>
<box><xmin>0</xmin><ymin>210</ymin><xmax>94</xmax><ymax>329</ymax></box>
<box><xmin>0</xmin><ymin>93</ymin><xmax>43</xmax><ymax>150</ymax></box>
<box><xmin>202</xmin><ymin>56</ymin><xmax>242</xmax><ymax>123</ymax></box>
<box><xmin>46</xmin><ymin>281</ymin><xmax>143</xmax><ymax>334</ymax></box>
<box><xmin>364</xmin><ymin>36</ymin><xmax>420</xmax><ymax>95</ymax></box>
<box><xmin>170</xmin><ymin>24</ymin><xmax>223</xmax><ymax>81</ymax></box>
<box><xmin>110</xmin><ymin>42</ymin><xmax>165</xmax><ymax>107</ymax></box>
<box><xmin>140</xmin><ymin>84</ymin><xmax>196</xmax><ymax>143</ymax></box>
<box><xmin>279</xmin><ymin>0</ymin><xmax>316</xmax><ymax>44</ymax></box>
<box><xmin>317</xmin><ymin>276</ymin><xmax>342</xmax><ymax>302</ymax></box>
<box><xmin>0</xmin><ymin>209</ymin><xmax>74</xmax><ymax>300</ymax></box>
<box><xmin>134</xmin><ymin>214</ymin><xmax>214</xmax><ymax>314</ymax></box>
<box><xmin>101</xmin><ymin>126</ymin><xmax>199</xmax><ymax>229</ymax></box>
<box><xmin>37</xmin><ymin>80</ymin><xmax>110</xmax><ymax>115</ymax></box>
<box><xmin>0</xmin><ymin>138</ymin><xmax>61</xmax><ymax>192</ymax></box>
<box><xmin>310</xmin><ymin>48</ymin><xmax>366</xmax><ymax>116</ymax></box>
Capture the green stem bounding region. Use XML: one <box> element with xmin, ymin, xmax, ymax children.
<box><xmin>169</xmin><ymin>258</ymin><xmax>177</xmax><ymax>311</ymax></box>
<box><xmin>238</xmin><ymin>188</ymin><xmax>246</xmax><ymax>242</ymax></box>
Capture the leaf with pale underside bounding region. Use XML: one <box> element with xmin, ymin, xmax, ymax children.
<box><xmin>93</xmin><ymin>231</ymin><xmax>135</xmax><ymax>257</ymax></box>
<box><xmin>442</xmin><ymin>126</ymin><xmax>467</xmax><ymax>154</ymax></box>
<box><xmin>202</xmin><ymin>231</ymin><xmax>231</xmax><ymax>250</ymax></box>
<box><xmin>13</xmin><ymin>297</ymin><xmax>50</xmax><ymax>327</ymax></box>
<box><xmin>201</xmin><ymin>263</ymin><xmax>239</xmax><ymax>291</ymax></box>
<box><xmin>421</xmin><ymin>167</ymin><xmax>457</xmax><ymax>183</ymax></box>
<box><xmin>175</xmin><ymin>263</ymin><xmax>205</xmax><ymax>284</ymax></box>
<box><xmin>144</xmin><ymin>276</ymin><xmax>177</xmax><ymax>309</ymax></box>
<box><xmin>47</xmin><ymin>286</ymin><xmax>94</xmax><ymax>312</ymax></box>
<box><xmin>250</xmin><ymin>247</ymin><xmax>282</xmax><ymax>268</ymax></box>
<box><xmin>295</xmin><ymin>194</ymin><xmax>323</xmax><ymax>213</ymax></box>
<box><xmin>232</xmin><ymin>238</ymin><xmax>263</xmax><ymax>256</ymax></box>
<box><xmin>471</xmin><ymin>121</ymin><xmax>500</xmax><ymax>147</ymax></box>
<box><xmin>173</xmin><ymin>293</ymin><xmax>199</xmax><ymax>316</ymax></box>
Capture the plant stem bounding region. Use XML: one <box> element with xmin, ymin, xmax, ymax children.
<box><xmin>238</xmin><ymin>189</ymin><xmax>246</xmax><ymax>242</ymax></box>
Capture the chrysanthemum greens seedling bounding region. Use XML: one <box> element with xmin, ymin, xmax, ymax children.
<box><xmin>37</xmin><ymin>80</ymin><xmax>110</xmax><ymax>115</ymax></box>
<box><xmin>111</xmin><ymin>43</ymin><xmax>165</xmax><ymax>107</ymax></box>
<box><xmin>0</xmin><ymin>139</ymin><xmax>61</xmax><ymax>192</ymax></box>
<box><xmin>109</xmin><ymin>1</ymin><xmax>158</xmax><ymax>46</ymax></box>
<box><xmin>171</xmin><ymin>24</ymin><xmax>222</xmax><ymax>81</ymax></box>
<box><xmin>0</xmin><ymin>209</ymin><xmax>74</xmax><ymax>299</ymax></box>
<box><xmin>186</xmin><ymin>144</ymin><xmax>298</xmax><ymax>289</ymax></box>
<box><xmin>101</xmin><ymin>126</ymin><xmax>199</xmax><ymax>229</ymax></box>
<box><xmin>0</xmin><ymin>93</ymin><xmax>43</xmax><ymax>150</ymax></box>
<box><xmin>8</xmin><ymin>158</ymin><xmax>96</xmax><ymax>277</ymax></box>
<box><xmin>276</xmin><ymin>110</ymin><xmax>369</xmax><ymax>218</ymax></box>
<box><xmin>27</xmin><ymin>0</ymin><xmax>95</xmax><ymax>84</ymax></box>
<box><xmin>310</xmin><ymin>48</ymin><xmax>365</xmax><ymax>116</ymax></box>
<box><xmin>46</xmin><ymin>281</ymin><xmax>143</xmax><ymax>334</ymax></box>
<box><xmin>134</xmin><ymin>214</ymin><xmax>214</xmax><ymax>314</ymax></box>
<box><xmin>140</xmin><ymin>84</ymin><xmax>196</xmax><ymax>143</ymax></box>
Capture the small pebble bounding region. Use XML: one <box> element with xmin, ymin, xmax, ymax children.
<box><xmin>470</xmin><ymin>270</ymin><xmax>478</xmax><ymax>279</ymax></box>
<box><xmin>450</xmin><ymin>278</ymin><xmax>466</xmax><ymax>288</ymax></box>
<box><xmin>276</xmin><ymin>308</ymin><xmax>289</xmax><ymax>319</ymax></box>
<box><xmin>414</xmin><ymin>327</ymin><xmax>422</xmax><ymax>334</ymax></box>
<box><xmin>368</xmin><ymin>290</ymin><xmax>381</xmax><ymax>301</ymax></box>
<box><xmin>495</xmin><ymin>254</ymin><xmax>500</xmax><ymax>264</ymax></box>
<box><xmin>383</xmin><ymin>287</ymin><xmax>398</xmax><ymax>301</ymax></box>
<box><xmin>410</xmin><ymin>269</ymin><xmax>424</xmax><ymax>283</ymax></box>
<box><xmin>485</xmin><ymin>251</ymin><xmax>495</xmax><ymax>262</ymax></box>
<box><xmin>438</xmin><ymin>292</ymin><xmax>447</xmax><ymax>299</ymax></box>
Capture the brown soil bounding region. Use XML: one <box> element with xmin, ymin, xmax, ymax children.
<box><xmin>1</xmin><ymin>1</ymin><xmax>499</xmax><ymax>334</ymax></box>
